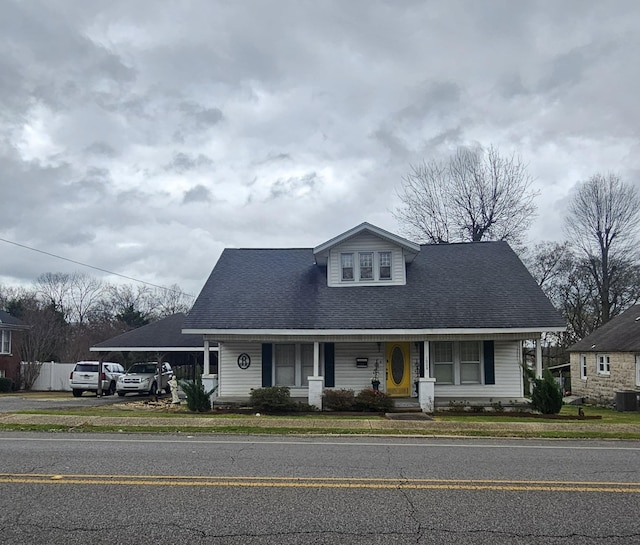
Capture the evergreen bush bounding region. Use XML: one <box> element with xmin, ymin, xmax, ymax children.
<box><xmin>179</xmin><ymin>373</ymin><xmax>216</xmax><ymax>412</ymax></box>
<box><xmin>530</xmin><ymin>369</ymin><xmax>563</xmax><ymax>414</ymax></box>
<box><xmin>0</xmin><ymin>377</ymin><xmax>14</xmax><ymax>393</ymax></box>
<box><xmin>322</xmin><ymin>388</ymin><xmax>355</xmax><ymax>411</ymax></box>
<box><xmin>249</xmin><ymin>386</ymin><xmax>297</xmax><ymax>413</ymax></box>
<box><xmin>354</xmin><ymin>388</ymin><xmax>393</xmax><ymax>412</ymax></box>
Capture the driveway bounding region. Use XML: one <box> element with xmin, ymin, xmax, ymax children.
<box><xmin>0</xmin><ymin>391</ymin><xmax>137</xmax><ymax>413</ymax></box>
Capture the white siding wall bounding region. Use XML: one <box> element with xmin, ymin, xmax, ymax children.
<box><xmin>434</xmin><ymin>341</ymin><xmax>523</xmax><ymax>398</ymax></box>
<box><xmin>218</xmin><ymin>340</ymin><xmax>522</xmax><ymax>398</ymax></box>
<box><xmin>218</xmin><ymin>342</ymin><xmax>263</xmax><ymax>396</ymax></box>
<box><xmin>327</xmin><ymin>233</ymin><xmax>406</xmax><ymax>287</ymax></box>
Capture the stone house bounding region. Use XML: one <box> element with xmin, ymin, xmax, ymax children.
<box><xmin>568</xmin><ymin>304</ymin><xmax>640</xmax><ymax>404</ymax></box>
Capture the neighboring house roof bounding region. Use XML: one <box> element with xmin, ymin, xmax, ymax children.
<box><xmin>569</xmin><ymin>305</ymin><xmax>640</xmax><ymax>353</ymax></box>
<box><xmin>0</xmin><ymin>310</ymin><xmax>27</xmax><ymax>329</ymax></box>
<box><xmin>185</xmin><ymin>240</ymin><xmax>565</xmax><ymax>332</ymax></box>
<box><xmin>91</xmin><ymin>313</ymin><xmax>215</xmax><ymax>352</ymax></box>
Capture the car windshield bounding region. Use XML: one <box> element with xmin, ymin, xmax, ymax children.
<box><xmin>129</xmin><ymin>363</ymin><xmax>158</xmax><ymax>374</ymax></box>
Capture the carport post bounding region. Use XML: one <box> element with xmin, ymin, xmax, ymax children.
<box><xmin>97</xmin><ymin>357</ymin><xmax>103</xmax><ymax>397</ymax></box>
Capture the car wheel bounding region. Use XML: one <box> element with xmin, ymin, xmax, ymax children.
<box><xmin>72</xmin><ymin>389</ymin><xmax>82</xmax><ymax>398</ymax></box>
<box><xmin>117</xmin><ymin>392</ymin><xmax>125</xmax><ymax>397</ymax></box>
<box><xmin>107</xmin><ymin>381</ymin><xmax>116</xmax><ymax>396</ymax></box>
<box><xmin>149</xmin><ymin>382</ymin><xmax>157</xmax><ymax>396</ymax></box>
<box><xmin>164</xmin><ymin>382</ymin><xmax>171</xmax><ymax>394</ymax></box>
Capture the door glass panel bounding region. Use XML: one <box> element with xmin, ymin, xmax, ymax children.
<box><xmin>391</xmin><ymin>346</ymin><xmax>404</xmax><ymax>384</ymax></box>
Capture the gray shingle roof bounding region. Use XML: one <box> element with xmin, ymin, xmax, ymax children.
<box><xmin>185</xmin><ymin>241</ymin><xmax>565</xmax><ymax>331</ymax></box>
<box><xmin>569</xmin><ymin>305</ymin><xmax>640</xmax><ymax>352</ymax></box>
<box><xmin>0</xmin><ymin>310</ymin><xmax>24</xmax><ymax>327</ymax></box>
<box><xmin>92</xmin><ymin>313</ymin><xmax>210</xmax><ymax>351</ymax></box>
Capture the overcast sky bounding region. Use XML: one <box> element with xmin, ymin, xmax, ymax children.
<box><xmin>1</xmin><ymin>0</ymin><xmax>639</xmax><ymax>298</ymax></box>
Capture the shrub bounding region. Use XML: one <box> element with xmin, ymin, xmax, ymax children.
<box><xmin>323</xmin><ymin>389</ymin><xmax>356</xmax><ymax>411</ymax></box>
<box><xmin>179</xmin><ymin>373</ymin><xmax>216</xmax><ymax>412</ymax></box>
<box><xmin>530</xmin><ymin>369</ymin><xmax>563</xmax><ymax>415</ymax></box>
<box><xmin>354</xmin><ymin>388</ymin><xmax>393</xmax><ymax>412</ymax></box>
<box><xmin>249</xmin><ymin>386</ymin><xmax>297</xmax><ymax>413</ymax></box>
<box><xmin>0</xmin><ymin>377</ymin><xmax>14</xmax><ymax>393</ymax></box>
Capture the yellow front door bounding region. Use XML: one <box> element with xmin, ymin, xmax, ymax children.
<box><xmin>385</xmin><ymin>342</ymin><xmax>411</xmax><ymax>396</ymax></box>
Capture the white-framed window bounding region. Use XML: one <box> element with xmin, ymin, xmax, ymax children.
<box><xmin>432</xmin><ymin>341</ymin><xmax>483</xmax><ymax>385</ymax></box>
<box><xmin>0</xmin><ymin>330</ymin><xmax>10</xmax><ymax>354</ymax></box>
<box><xmin>433</xmin><ymin>342</ymin><xmax>454</xmax><ymax>384</ymax></box>
<box><xmin>339</xmin><ymin>250</ymin><xmax>394</xmax><ymax>283</ymax></box>
<box><xmin>274</xmin><ymin>343</ymin><xmax>315</xmax><ymax>387</ymax></box>
<box><xmin>460</xmin><ymin>341</ymin><xmax>481</xmax><ymax>384</ymax></box>
<box><xmin>359</xmin><ymin>252</ymin><xmax>373</xmax><ymax>280</ymax></box>
<box><xmin>0</xmin><ymin>369</ymin><xmax>5</xmax><ymax>378</ymax></box>
<box><xmin>596</xmin><ymin>354</ymin><xmax>610</xmax><ymax>375</ymax></box>
<box><xmin>341</xmin><ymin>253</ymin><xmax>354</xmax><ymax>281</ymax></box>
<box><xmin>580</xmin><ymin>354</ymin><xmax>587</xmax><ymax>380</ymax></box>
<box><xmin>379</xmin><ymin>251</ymin><xmax>392</xmax><ymax>280</ymax></box>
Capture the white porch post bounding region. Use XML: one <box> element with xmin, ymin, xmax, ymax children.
<box><xmin>423</xmin><ymin>340</ymin><xmax>430</xmax><ymax>377</ymax></box>
<box><xmin>203</xmin><ymin>339</ymin><xmax>210</xmax><ymax>375</ymax></box>
<box><xmin>419</xmin><ymin>378</ymin><xmax>436</xmax><ymax>413</ymax></box>
<box><xmin>418</xmin><ymin>341</ymin><xmax>435</xmax><ymax>412</ymax></box>
<box><xmin>308</xmin><ymin>341</ymin><xmax>323</xmax><ymax>411</ymax></box>
<box><xmin>535</xmin><ymin>337</ymin><xmax>543</xmax><ymax>379</ymax></box>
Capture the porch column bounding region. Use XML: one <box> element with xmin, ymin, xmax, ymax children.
<box><xmin>308</xmin><ymin>342</ymin><xmax>323</xmax><ymax>410</ymax></box>
<box><xmin>535</xmin><ymin>337</ymin><xmax>542</xmax><ymax>379</ymax></box>
<box><xmin>313</xmin><ymin>341</ymin><xmax>319</xmax><ymax>376</ymax></box>
<box><xmin>203</xmin><ymin>339</ymin><xmax>210</xmax><ymax>375</ymax></box>
<box><xmin>419</xmin><ymin>377</ymin><xmax>436</xmax><ymax>413</ymax></box>
<box><xmin>423</xmin><ymin>340</ymin><xmax>430</xmax><ymax>377</ymax></box>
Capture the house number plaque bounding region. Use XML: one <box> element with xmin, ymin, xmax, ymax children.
<box><xmin>237</xmin><ymin>353</ymin><xmax>251</xmax><ymax>369</ymax></box>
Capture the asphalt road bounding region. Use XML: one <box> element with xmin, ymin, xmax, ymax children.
<box><xmin>0</xmin><ymin>433</ymin><xmax>639</xmax><ymax>544</ymax></box>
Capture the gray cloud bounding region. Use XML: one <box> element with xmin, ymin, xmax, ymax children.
<box><xmin>1</xmin><ymin>0</ymin><xmax>639</xmax><ymax>295</ymax></box>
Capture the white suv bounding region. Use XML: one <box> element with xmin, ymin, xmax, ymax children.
<box><xmin>69</xmin><ymin>361</ymin><xmax>125</xmax><ymax>397</ymax></box>
<box><xmin>116</xmin><ymin>362</ymin><xmax>173</xmax><ymax>397</ymax></box>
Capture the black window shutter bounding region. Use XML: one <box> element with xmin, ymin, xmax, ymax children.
<box><xmin>483</xmin><ymin>340</ymin><xmax>495</xmax><ymax>385</ymax></box>
<box><xmin>324</xmin><ymin>343</ymin><xmax>335</xmax><ymax>388</ymax></box>
<box><xmin>419</xmin><ymin>342</ymin><xmax>425</xmax><ymax>378</ymax></box>
<box><xmin>261</xmin><ymin>344</ymin><xmax>272</xmax><ymax>387</ymax></box>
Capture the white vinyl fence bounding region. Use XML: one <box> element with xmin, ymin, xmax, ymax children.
<box><xmin>24</xmin><ymin>362</ymin><xmax>75</xmax><ymax>391</ymax></box>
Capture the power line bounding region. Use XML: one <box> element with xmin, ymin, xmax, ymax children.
<box><xmin>0</xmin><ymin>236</ymin><xmax>195</xmax><ymax>298</ymax></box>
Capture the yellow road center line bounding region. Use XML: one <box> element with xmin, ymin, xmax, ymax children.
<box><xmin>0</xmin><ymin>474</ymin><xmax>639</xmax><ymax>493</ymax></box>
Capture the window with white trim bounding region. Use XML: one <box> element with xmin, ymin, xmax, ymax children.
<box><xmin>597</xmin><ymin>354</ymin><xmax>610</xmax><ymax>375</ymax></box>
<box><xmin>341</xmin><ymin>253</ymin><xmax>354</xmax><ymax>281</ymax></box>
<box><xmin>432</xmin><ymin>341</ymin><xmax>483</xmax><ymax>385</ymax></box>
<box><xmin>433</xmin><ymin>342</ymin><xmax>454</xmax><ymax>384</ymax></box>
<box><xmin>580</xmin><ymin>354</ymin><xmax>587</xmax><ymax>380</ymax></box>
<box><xmin>274</xmin><ymin>343</ymin><xmax>315</xmax><ymax>387</ymax></box>
<box><xmin>379</xmin><ymin>251</ymin><xmax>392</xmax><ymax>280</ymax></box>
<box><xmin>460</xmin><ymin>341</ymin><xmax>481</xmax><ymax>383</ymax></box>
<box><xmin>359</xmin><ymin>252</ymin><xmax>373</xmax><ymax>280</ymax></box>
<box><xmin>0</xmin><ymin>330</ymin><xmax>10</xmax><ymax>354</ymax></box>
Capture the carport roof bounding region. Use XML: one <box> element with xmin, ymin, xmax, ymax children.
<box><xmin>91</xmin><ymin>313</ymin><xmax>214</xmax><ymax>352</ymax></box>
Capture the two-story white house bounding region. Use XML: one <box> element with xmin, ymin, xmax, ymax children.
<box><xmin>183</xmin><ymin>223</ymin><xmax>565</xmax><ymax>411</ymax></box>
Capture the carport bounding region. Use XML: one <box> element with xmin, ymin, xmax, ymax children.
<box><xmin>90</xmin><ymin>313</ymin><xmax>217</xmax><ymax>381</ymax></box>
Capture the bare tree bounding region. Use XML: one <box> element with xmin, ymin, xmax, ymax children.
<box><xmin>565</xmin><ymin>173</ymin><xmax>640</xmax><ymax>323</ymax></box>
<box><xmin>395</xmin><ymin>145</ymin><xmax>538</xmax><ymax>244</ymax></box>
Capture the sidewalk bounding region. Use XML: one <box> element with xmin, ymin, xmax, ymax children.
<box><xmin>3</xmin><ymin>412</ymin><xmax>640</xmax><ymax>437</ymax></box>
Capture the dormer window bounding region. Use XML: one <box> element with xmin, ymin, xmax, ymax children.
<box><xmin>359</xmin><ymin>252</ymin><xmax>373</xmax><ymax>280</ymax></box>
<box><xmin>379</xmin><ymin>251</ymin><xmax>391</xmax><ymax>280</ymax></box>
<box><xmin>341</xmin><ymin>253</ymin><xmax>354</xmax><ymax>281</ymax></box>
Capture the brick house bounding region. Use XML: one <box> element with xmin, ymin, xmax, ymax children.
<box><xmin>569</xmin><ymin>305</ymin><xmax>640</xmax><ymax>404</ymax></box>
<box><xmin>0</xmin><ymin>310</ymin><xmax>28</xmax><ymax>386</ymax></box>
